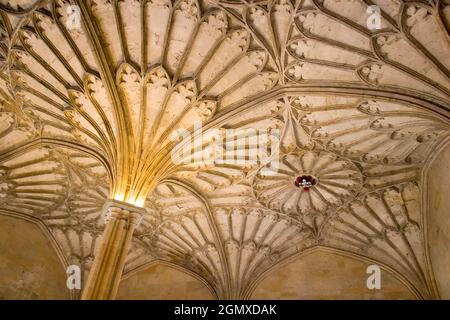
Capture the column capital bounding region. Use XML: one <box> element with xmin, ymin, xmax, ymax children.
<box><xmin>103</xmin><ymin>199</ymin><xmax>147</xmax><ymax>227</ymax></box>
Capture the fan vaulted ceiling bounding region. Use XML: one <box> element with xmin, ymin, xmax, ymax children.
<box><xmin>0</xmin><ymin>0</ymin><xmax>449</xmax><ymax>299</ymax></box>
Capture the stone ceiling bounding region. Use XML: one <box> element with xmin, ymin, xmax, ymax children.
<box><xmin>0</xmin><ymin>0</ymin><xmax>449</xmax><ymax>299</ymax></box>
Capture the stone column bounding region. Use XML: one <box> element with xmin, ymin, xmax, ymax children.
<box><xmin>82</xmin><ymin>199</ymin><xmax>146</xmax><ymax>300</ymax></box>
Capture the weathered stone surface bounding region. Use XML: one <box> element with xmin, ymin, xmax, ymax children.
<box><xmin>250</xmin><ymin>250</ymin><xmax>415</xmax><ymax>300</ymax></box>
<box><xmin>0</xmin><ymin>215</ymin><xmax>69</xmax><ymax>299</ymax></box>
<box><xmin>117</xmin><ymin>262</ymin><xmax>214</xmax><ymax>300</ymax></box>
<box><xmin>427</xmin><ymin>140</ymin><xmax>450</xmax><ymax>299</ymax></box>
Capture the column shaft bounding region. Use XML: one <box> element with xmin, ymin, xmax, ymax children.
<box><xmin>82</xmin><ymin>200</ymin><xmax>144</xmax><ymax>300</ymax></box>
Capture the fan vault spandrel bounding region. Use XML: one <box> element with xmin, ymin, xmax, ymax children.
<box><xmin>138</xmin><ymin>180</ymin><xmax>309</xmax><ymax>299</ymax></box>
<box><xmin>164</xmin><ymin>93</ymin><xmax>449</xmax><ymax>298</ymax></box>
<box><xmin>0</xmin><ymin>0</ymin><xmax>449</xmax><ymax>300</ymax></box>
